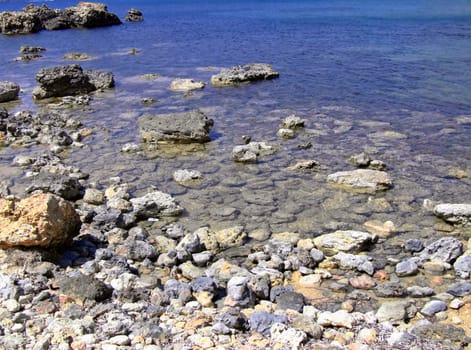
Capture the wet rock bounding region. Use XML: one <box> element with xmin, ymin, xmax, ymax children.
<box><xmin>57</xmin><ymin>273</ymin><xmax>112</xmax><ymax>302</ymax></box>
<box><xmin>63</xmin><ymin>52</ymin><xmax>93</xmax><ymax>61</ymax></box>
<box><xmin>64</xmin><ymin>3</ymin><xmax>121</xmax><ymax>28</ymax></box>
<box><xmin>395</xmin><ymin>258</ymin><xmax>420</xmax><ymax>277</ymax></box>
<box><xmin>282</xmin><ymin>114</ymin><xmax>305</xmax><ymax>129</ymax></box>
<box><xmin>420</xmin><ymin>237</ymin><xmax>463</xmax><ymax>264</ymax></box>
<box><xmin>333</xmin><ymin>252</ymin><xmax>375</xmax><ymax>275</ymax></box>
<box><xmin>139</xmin><ymin>109</ymin><xmax>213</xmax><ymax>144</ymax></box>
<box><xmin>130</xmin><ymin>190</ymin><xmax>183</xmax><ymax>219</ymax></box>
<box><xmin>327</xmin><ymin>169</ymin><xmax>392</xmax><ymax>193</ymax></box>
<box><xmin>214</xmin><ymin>226</ymin><xmax>247</xmax><ymax>250</ymax></box>
<box><xmin>211</xmin><ymin>63</ymin><xmax>279</xmax><ymax>86</ymax></box>
<box><xmin>420</xmin><ymin>300</ymin><xmax>447</xmax><ymax>317</ymax></box>
<box><xmin>376</xmin><ymin>300</ymin><xmax>409</xmax><ymax>324</ymax></box>
<box><xmin>125</xmin><ymin>8</ymin><xmax>143</xmax><ymax>22</ymax></box>
<box><xmin>434</xmin><ymin>203</ymin><xmax>471</xmax><ymax>225</ymax></box>
<box><xmin>287</xmin><ymin>159</ymin><xmax>320</xmax><ymax>171</ymax></box>
<box><xmin>0</xmin><ymin>82</ymin><xmax>20</xmax><ymax>103</ymax></box>
<box><xmin>231</xmin><ymin>141</ymin><xmax>274</xmax><ymax>162</ymax></box>
<box><xmin>169</xmin><ymin>78</ymin><xmax>205</xmax><ymax>91</ymax></box>
<box><xmin>173</xmin><ymin>169</ymin><xmax>202</xmax><ymax>186</ymax></box>
<box><xmin>313</xmin><ymin>230</ymin><xmax>377</xmax><ymax>256</ymax></box>
<box><xmin>277</xmin><ymin>128</ymin><xmax>295</xmax><ymax>138</ymax></box>
<box><xmin>0</xmin><ymin>193</ymin><xmax>80</xmax><ymax>248</ymax></box>
<box><xmin>374</xmin><ymin>282</ymin><xmax>406</xmax><ymax>298</ymax></box>
<box><xmin>454</xmin><ymin>254</ymin><xmax>471</xmax><ymax>278</ymax></box>
<box><xmin>349</xmin><ymin>152</ymin><xmax>371</xmax><ymax>167</ymax></box>
<box><xmin>120</xmin><ymin>142</ymin><xmax>141</xmax><ymax>153</ymax></box>
<box><xmin>404</xmin><ymin>238</ymin><xmax>424</xmax><ymax>252</ymax></box>
<box><xmin>249</xmin><ymin>311</ymin><xmax>287</xmax><ymax>336</ymax></box>
<box><xmin>407</xmin><ymin>286</ymin><xmax>434</xmax><ymax>297</ymax></box>
<box><xmin>26</xmin><ymin>172</ymin><xmax>84</xmax><ymax>200</ymax></box>
<box><xmin>317</xmin><ymin>309</ymin><xmax>355</xmax><ymax>328</ymax></box>
<box><xmin>0</xmin><ymin>11</ymin><xmax>42</xmax><ymax>34</ymax></box>
<box><xmin>447</xmin><ymin>281</ymin><xmax>471</xmax><ymax>297</ymax></box>
<box><xmin>33</xmin><ymin>64</ymin><xmax>114</xmax><ymax>99</ymax></box>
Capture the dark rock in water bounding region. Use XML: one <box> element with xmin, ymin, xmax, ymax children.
<box><xmin>20</xmin><ymin>46</ymin><xmax>46</xmax><ymax>54</ymax></box>
<box><xmin>327</xmin><ymin>169</ymin><xmax>393</xmax><ymax>193</ymax></box>
<box><xmin>0</xmin><ymin>11</ymin><xmax>42</xmax><ymax>34</ymax></box>
<box><xmin>57</xmin><ymin>273</ymin><xmax>112</xmax><ymax>302</ymax></box>
<box><xmin>0</xmin><ymin>82</ymin><xmax>20</xmax><ymax>103</ymax></box>
<box><xmin>447</xmin><ymin>281</ymin><xmax>471</xmax><ymax>297</ymax></box>
<box><xmin>139</xmin><ymin>110</ymin><xmax>213</xmax><ymax>144</ymax></box>
<box><xmin>64</xmin><ymin>3</ymin><xmax>122</xmax><ymax>28</ymax></box>
<box><xmin>249</xmin><ymin>311</ymin><xmax>288</xmax><ymax>336</ymax></box>
<box><xmin>125</xmin><ymin>8</ymin><xmax>144</xmax><ymax>22</ymax></box>
<box><xmin>23</xmin><ymin>4</ymin><xmax>63</xmax><ymax>28</ymax></box>
<box><xmin>33</xmin><ymin>64</ymin><xmax>114</xmax><ymax>99</ymax></box>
<box><xmin>26</xmin><ymin>172</ymin><xmax>84</xmax><ymax>200</ymax></box>
<box><xmin>404</xmin><ymin>238</ymin><xmax>424</xmax><ymax>252</ymax></box>
<box><xmin>211</xmin><ymin>63</ymin><xmax>279</xmax><ymax>86</ymax></box>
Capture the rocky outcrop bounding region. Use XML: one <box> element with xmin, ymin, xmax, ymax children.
<box><xmin>433</xmin><ymin>203</ymin><xmax>471</xmax><ymax>226</ymax></box>
<box><xmin>0</xmin><ymin>193</ymin><xmax>81</xmax><ymax>248</ymax></box>
<box><xmin>169</xmin><ymin>79</ymin><xmax>205</xmax><ymax>92</ymax></box>
<box><xmin>32</xmin><ymin>64</ymin><xmax>114</xmax><ymax>99</ymax></box>
<box><xmin>64</xmin><ymin>2</ymin><xmax>121</xmax><ymax>28</ymax></box>
<box><xmin>125</xmin><ymin>8</ymin><xmax>143</xmax><ymax>22</ymax></box>
<box><xmin>211</xmin><ymin>63</ymin><xmax>279</xmax><ymax>86</ymax></box>
<box><xmin>327</xmin><ymin>169</ymin><xmax>392</xmax><ymax>193</ymax></box>
<box><xmin>139</xmin><ymin>110</ymin><xmax>213</xmax><ymax>144</ymax></box>
<box><xmin>0</xmin><ymin>11</ymin><xmax>42</xmax><ymax>34</ymax></box>
<box><xmin>0</xmin><ymin>82</ymin><xmax>20</xmax><ymax>103</ymax></box>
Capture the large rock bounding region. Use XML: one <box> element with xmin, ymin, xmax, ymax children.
<box><xmin>125</xmin><ymin>8</ymin><xmax>144</xmax><ymax>22</ymax></box>
<box><xmin>32</xmin><ymin>64</ymin><xmax>114</xmax><ymax>99</ymax></box>
<box><xmin>211</xmin><ymin>63</ymin><xmax>279</xmax><ymax>86</ymax></box>
<box><xmin>231</xmin><ymin>141</ymin><xmax>274</xmax><ymax>162</ymax></box>
<box><xmin>130</xmin><ymin>190</ymin><xmax>183</xmax><ymax>219</ymax></box>
<box><xmin>23</xmin><ymin>4</ymin><xmax>67</xmax><ymax>30</ymax></box>
<box><xmin>0</xmin><ymin>11</ymin><xmax>42</xmax><ymax>34</ymax></box>
<box><xmin>433</xmin><ymin>203</ymin><xmax>471</xmax><ymax>225</ymax></box>
<box><xmin>64</xmin><ymin>2</ymin><xmax>121</xmax><ymax>28</ymax></box>
<box><xmin>0</xmin><ymin>193</ymin><xmax>81</xmax><ymax>248</ymax></box>
<box><xmin>139</xmin><ymin>110</ymin><xmax>213</xmax><ymax>144</ymax></box>
<box><xmin>313</xmin><ymin>230</ymin><xmax>377</xmax><ymax>256</ymax></box>
<box><xmin>0</xmin><ymin>82</ymin><xmax>20</xmax><ymax>103</ymax></box>
<box><xmin>327</xmin><ymin>169</ymin><xmax>392</xmax><ymax>193</ymax></box>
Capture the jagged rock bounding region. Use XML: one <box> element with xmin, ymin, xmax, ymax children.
<box><xmin>20</xmin><ymin>46</ymin><xmax>46</xmax><ymax>54</ymax></box>
<box><xmin>0</xmin><ymin>11</ymin><xmax>42</xmax><ymax>34</ymax></box>
<box><xmin>57</xmin><ymin>273</ymin><xmax>112</xmax><ymax>301</ymax></box>
<box><xmin>433</xmin><ymin>203</ymin><xmax>471</xmax><ymax>225</ymax></box>
<box><xmin>0</xmin><ymin>82</ymin><xmax>20</xmax><ymax>103</ymax></box>
<box><xmin>173</xmin><ymin>169</ymin><xmax>202</xmax><ymax>185</ymax></box>
<box><xmin>0</xmin><ymin>193</ymin><xmax>81</xmax><ymax>248</ymax></box>
<box><xmin>454</xmin><ymin>254</ymin><xmax>471</xmax><ymax>279</ymax></box>
<box><xmin>327</xmin><ymin>169</ymin><xmax>392</xmax><ymax>193</ymax></box>
<box><xmin>317</xmin><ymin>310</ymin><xmax>355</xmax><ymax>328</ymax></box>
<box><xmin>211</xmin><ymin>63</ymin><xmax>279</xmax><ymax>86</ymax></box>
<box><xmin>130</xmin><ymin>190</ymin><xmax>183</xmax><ymax>219</ymax></box>
<box><xmin>169</xmin><ymin>79</ymin><xmax>205</xmax><ymax>92</ymax></box>
<box><xmin>281</xmin><ymin>114</ymin><xmax>305</xmax><ymax>129</ymax></box>
<box><xmin>419</xmin><ymin>237</ymin><xmax>463</xmax><ymax>264</ymax></box>
<box><xmin>139</xmin><ymin>110</ymin><xmax>213</xmax><ymax>144</ymax></box>
<box><xmin>231</xmin><ymin>141</ymin><xmax>274</xmax><ymax>162</ymax></box>
<box><xmin>333</xmin><ymin>252</ymin><xmax>375</xmax><ymax>275</ymax></box>
<box><xmin>287</xmin><ymin>159</ymin><xmax>320</xmax><ymax>171</ymax></box>
<box><xmin>64</xmin><ymin>2</ymin><xmax>121</xmax><ymax>28</ymax></box>
<box><xmin>313</xmin><ymin>230</ymin><xmax>377</xmax><ymax>256</ymax></box>
<box><xmin>125</xmin><ymin>8</ymin><xmax>144</xmax><ymax>22</ymax></box>
<box><xmin>249</xmin><ymin>311</ymin><xmax>287</xmax><ymax>336</ymax></box>
<box><xmin>26</xmin><ymin>172</ymin><xmax>84</xmax><ymax>201</ymax></box>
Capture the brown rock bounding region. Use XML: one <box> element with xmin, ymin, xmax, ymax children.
<box><xmin>0</xmin><ymin>193</ymin><xmax>81</xmax><ymax>248</ymax></box>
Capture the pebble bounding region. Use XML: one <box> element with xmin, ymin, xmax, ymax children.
<box><xmin>420</xmin><ymin>300</ymin><xmax>447</xmax><ymax>317</ymax></box>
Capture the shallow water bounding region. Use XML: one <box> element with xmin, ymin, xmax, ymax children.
<box><xmin>0</xmin><ymin>0</ymin><xmax>470</xmax><ymax>242</ymax></box>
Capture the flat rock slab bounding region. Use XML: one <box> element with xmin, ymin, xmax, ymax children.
<box><xmin>139</xmin><ymin>110</ymin><xmax>213</xmax><ymax>144</ymax></box>
<box><xmin>327</xmin><ymin>169</ymin><xmax>392</xmax><ymax>193</ymax></box>
<box><xmin>169</xmin><ymin>79</ymin><xmax>205</xmax><ymax>91</ymax></box>
<box><xmin>0</xmin><ymin>82</ymin><xmax>20</xmax><ymax>103</ymax></box>
<box><xmin>313</xmin><ymin>230</ymin><xmax>377</xmax><ymax>256</ymax></box>
<box><xmin>433</xmin><ymin>203</ymin><xmax>471</xmax><ymax>225</ymax></box>
<box><xmin>211</xmin><ymin>63</ymin><xmax>279</xmax><ymax>86</ymax></box>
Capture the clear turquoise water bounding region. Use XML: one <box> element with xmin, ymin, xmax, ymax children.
<box><xmin>0</xmin><ymin>0</ymin><xmax>470</xmax><ymax>236</ymax></box>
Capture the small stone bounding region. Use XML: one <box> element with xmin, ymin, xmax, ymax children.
<box><xmin>270</xmin><ymin>323</ymin><xmax>307</xmax><ymax>349</ymax></box>
<box><xmin>287</xmin><ymin>160</ymin><xmax>320</xmax><ymax>171</ymax></box>
<box><xmin>108</xmin><ymin>335</ymin><xmax>130</xmax><ymax>346</ymax></box>
<box><xmin>249</xmin><ymin>311</ymin><xmax>288</xmax><ymax>336</ymax></box>
<box><xmin>449</xmin><ymin>299</ymin><xmax>464</xmax><ymax>309</ymax></box>
<box><xmin>349</xmin><ymin>275</ymin><xmax>376</xmax><ymax>290</ymax></box>
<box><xmin>281</xmin><ymin>114</ymin><xmax>305</xmax><ymax>129</ymax></box>
<box><xmin>357</xmin><ymin>328</ymin><xmax>377</xmax><ymax>344</ymax></box>
<box><xmin>363</xmin><ymin>220</ymin><xmax>395</xmax><ymax>237</ymax></box>
<box><xmin>395</xmin><ymin>258</ymin><xmax>419</xmax><ymax>277</ymax></box>
<box><xmin>447</xmin><ymin>281</ymin><xmax>471</xmax><ymax>297</ymax></box>
<box><xmin>420</xmin><ymin>300</ymin><xmax>447</xmax><ymax>317</ymax></box>
<box><xmin>169</xmin><ymin>78</ymin><xmax>205</xmax><ymax>92</ymax></box>
<box><xmin>433</xmin><ymin>203</ymin><xmax>471</xmax><ymax>225</ymax></box>
<box><xmin>404</xmin><ymin>239</ymin><xmax>424</xmax><ymax>252</ymax></box>
<box><xmin>3</xmin><ymin>299</ymin><xmax>21</xmax><ymax>312</ymax></box>
<box><xmin>313</xmin><ymin>230</ymin><xmax>377</xmax><ymax>256</ymax></box>
<box><xmin>83</xmin><ymin>188</ymin><xmax>105</xmax><ymax>205</ymax></box>
<box><xmin>454</xmin><ymin>254</ymin><xmax>471</xmax><ymax>279</ymax></box>
<box><xmin>317</xmin><ymin>310</ymin><xmax>355</xmax><ymax>328</ymax></box>
<box><xmin>277</xmin><ymin>128</ymin><xmax>295</xmax><ymax>139</ymax></box>
<box><xmin>327</xmin><ymin>169</ymin><xmax>392</xmax><ymax>193</ymax></box>
<box><xmin>407</xmin><ymin>286</ymin><xmax>434</xmax><ymax>298</ymax></box>
<box><xmin>121</xmin><ymin>143</ymin><xmax>141</xmax><ymax>152</ymax></box>
<box><xmin>376</xmin><ymin>301</ymin><xmax>408</xmax><ymax>324</ymax></box>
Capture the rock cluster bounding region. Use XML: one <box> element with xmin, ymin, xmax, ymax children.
<box><xmin>211</xmin><ymin>63</ymin><xmax>279</xmax><ymax>86</ymax></box>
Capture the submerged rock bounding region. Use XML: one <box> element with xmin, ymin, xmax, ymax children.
<box><xmin>0</xmin><ymin>193</ymin><xmax>81</xmax><ymax>248</ymax></box>
<box><xmin>173</xmin><ymin>169</ymin><xmax>203</xmax><ymax>186</ymax></box>
<box><xmin>433</xmin><ymin>203</ymin><xmax>471</xmax><ymax>225</ymax></box>
<box><xmin>139</xmin><ymin>110</ymin><xmax>213</xmax><ymax>144</ymax></box>
<box><xmin>130</xmin><ymin>190</ymin><xmax>183</xmax><ymax>219</ymax></box>
<box><xmin>211</xmin><ymin>63</ymin><xmax>279</xmax><ymax>86</ymax></box>
<box><xmin>231</xmin><ymin>141</ymin><xmax>274</xmax><ymax>162</ymax></box>
<box><xmin>169</xmin><ymin>79</ymin><xmax>205</xmax><ymax>92</ymax></box>
<box><xmin>327</xmin><ymin>169</ymin><xmax>392</xmax><ymax>193</ymax></box>
<box><xmin>0</xmin><ymin>82</ymin><xmax>20</xmax><ymax>103</ymax></box>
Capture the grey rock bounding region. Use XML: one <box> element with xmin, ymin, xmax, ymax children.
<box><xmin>131</xmin><ymin>190</ymin><xmax>183</xmax><ymax>219</ymax></box>
<box><xmin>275</xmin><ymin>291</ymin><xmax>305</xmax><ymax>312</ymax></box>
<box><xmin>231</xmin><ymin>141</ymin><xmax>274</xmax><ymax>163</ymax></box>
<box><xmin>190</xmin><ymin>277</ymin><xmax>217</xmax><ymax>294</ymax></box>
<box><xmin>454</xmin><ymin>254</ymin><xmax>471</xmax><ymax>279</ymax></box>
<box><xmin>387</xmin><ymin>331</ymin><xmax>417</xmax><ymax>347</ymax></box>
<box><xmin>313</xmin><ymin>230</ymin><xmax>377</xmax><ymax>256</ymax></box>
<box><xmin>249</xmin><ymin>311</ymin><xmax>287</xmax><ymax>336</ymax></box>
<box><xmin>83</xmin><ymin>188</ymin><xmax>105</xmax><ymax>205</ymax></box>
<box><xmin>163</xmin><ymin>279</ymin><xmax>192</xmax><ymax>303</ymax></box>
<box><xmin>139</xmin><ymin>110</ymin><xmax>213</xmax><ymax>144</ymax></box>
<box><xmin>317</xmin><ymin>309</ymin><xmax>355</xmax><ymax>328</ymax></box>
<box><xmin>123</xmin><ymin>240</ymin><xmax>158</xmax><ymax>261</ymax></box>
<box><xmin>0</xmin><ymin>273</ymin><xmax>19</xmax><ymax>301</ymax></box>
<box><xmin>404</xmin><ymin>239</ymin><xmax>424</xmax><ymax>252</ymax></box>
<box><xmin>420</xmin><ymin>300</ymin><xmax>447</xmax><ymax>317</ymax></box>
<box><xmin>447</xmin><ymin>281</ymin><xmax>471</xmax><ymax>297</ymax></box>
<box><xmin>57</xmin><ymin>273</ymin><xmax>112</xmax><ymax>301</ymax></box>
<box><xmin>376</xmin><ymin>300</ymin><xmax>409</xmax><ymax>324</ymax></box>
<box><xmin>420</xmin><ymin>237</ymin><xmax>463</xmax><ymax>264</ymax></box>
<box><xmin>281</xmin><ymin>114</ymin><xmax>305</xmax><ymax>129</ymax></box>
<box><xmin>211</xmin><ymin>63</ymin><xmax>279</xmax><ymax>86</ymax></box>
<box><xmin>395</xmin><ymin>258</ymin><xmax>420</xmax><ymax>277</ymax></box>
<box><xmin>434</xmin><ymin>203</ymin><xmax>471</xmax><ymax>225</ymax></box>
<box><xmin>125</xmin><ymin>8</ymin><xmax>143</xmax><ymax>22</ymax></box>
<box><xmin>411</xmin><ymin>323</ymin><xmax>470</xmax><ymax>347</ymax></box>
<box><xmin>226</xmin><ymin>276</ymin><xmax>254</xmax><ymax>307</ymax></box>
<box><xmin>327</xmin><ymin>169</ymin><xmax>392</xmax><ymax>193</ymax></box>
<box><xmin>270</xmin><ymin>323</ymin><xmax>307</xmax><ymax>349</ymax></box>
<box><xmin>26</xmin><ymin>172</ymin><xmax>84</xmax><ymax>200</ymax></box>
<box><xmin>407</xmin><ymin>286</ymin><xmax>434</xmax><ymax>298</ymax></box>
<box><xmin>0</xmin><ymin>11</ymin><xmax>41</xmax><ymax>34</ymax></box>
<box><xmin>333</xmin><ymin>252</ymin><xmax>375</xmax><ymax>275</ymax></box>
<box><xmin>63</xmin><ymin>3</ymin><xmax>122</xmax><ymax>28</ymax></box>
<box><xmin>0</xmin><ymin>82</ymin><xmax>20</xmax><ymax>103</ymax></box>
<box><xmin>214</xmin><ymin>308</ymin><xmax>248</xmax><ymax>331</ymax></box>
<box><xmin>85</xmin><ymin>69</ymin><xmax>115</xmax><ymax>90</ymax></box>
<box><xmin>292</xmin><ymin>315</ymin><xmax>323</xmax><ymax>339</ymax></box>
<box><xmin>310</xmin><ymin>248</ymin><xmax>325</xmax><ymax>263</ymax></box>
<box><xmin>348</xmin><ymin>152</ymin><xmax>371</xmax><ymax>167</ymax></box>
<box><xmin>173</xmin><ymin>169</ymin><xmax>202</xmax><ymax>185</ymax></box>
<box><xmin>374</xmin><ymin>282</ymin><xmax>406</xmax><ymax>298</ymax></box>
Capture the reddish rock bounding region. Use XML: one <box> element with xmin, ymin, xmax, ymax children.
<box><xmin>349</xmin><ymin>275</ymin><xmax>376</xmax><ymax>290</ymax></box>
<box><xmin>0</xmin><ymin>193</ymin><xmax>81</xmax><ymax>248</ymax></box>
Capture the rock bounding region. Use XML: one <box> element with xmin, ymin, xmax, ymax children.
<box><xmin>275</xmin><ymin>291</ymin><xmax>305</xmax><ymax>312</ymax></box>
<box><xmin>420</xmin><ymin>300</ymin><xmax>447</xmax><ymax>317</ymax></box>
<box><xmin>287</xmin><ymin>160</ymin><xmax>320</xmax><ymax>171</ymax></box>
<box><xmin>57</xmin><ymin>273</ymin><xmax>112</xmax><ymax>302</ymax></box>
<box><xmin>317</xmin><ymin>310</ymin><xmax>355</xmax><ymax>328</ymax></box>
<box><xmin>0</xmin><ymin>82</ymin><xmax>20</xmax><ymax>103</ymax></box>
<box><xmin>420</xmin><ymin>237</ymin><xmax>463</xmax><ymax>264</ymax></box>
<box><xmin>64</xmin><ymin>3</ymin><xmax>121</xmax><ymax>28</ymax></box>
<box><xmin>404</xmin><ymin>239</ymin><xmax>424</xmax><ymax>252</ymax></box>
<box><xmin>121</xmin><ymin>143</ymin><xmax>141</xmax><ymax>153</ymax></box>
<box><xmin>276</xmin><ymin>128</ymin><xmax>295</xmax><ymax>139</ymax></box>
<box><xmin>374</xmin><ymin>282</ymin><xmax>406</xmax><ymax>298</ymax></box>
<box><xmin>395</xmin><ymin>258</ymin><xmax>420</xmax><ymax>277</ymax></box>
<box><xmin>376</xmin><ymin>301</ymin><xmax>409</xmax><ymax>324</ymax></box>
<box><xmin>362</xmin><ymin>220</ymin><xmax>395</xmax><ymax>237</ymax></box>
<box><xmin>130</xmin><ymin>190</ymin><xmax>183</xmax><ymax>219</ymax></box>
<box><xmin>447</xmin><ymin>281</ymin><xmax>471</xmax><ymax>297</ymax></box>
<box><xmin>211</xmin><ymin>63</ymin><xmax>279</xmax><ymax>86</ymax></box>
<box><xmin>313</xmin><ymin>230</ymin><xmax>377</xmax><ymax>256</ymax></box>
<box><xmin>281</xmin><ymin>114</ymin><xmax>305</xmax><ymax>129</ymax></box>
<box><xmin>433</xmin><ymin>203</ymin><xmax>471</xmax><ymax>225</ymax></box>
<box><xmin>349</xmin><ymin>152</ymin><xmax>371</xmax><ymax>167</ymax></box>
<box><xmin>123</xmin><ymin>240</ymin><xmax>158</xmax><ymax>261</ymax></box>
<box><xmin>249</xmin><ymin>311</ymin><xmax>287</xmax><ymax>336</ymax></box>
<box><xmin>173</xmin><ymin>169</ymin><xmax>202</xmax><ymax>185</ymax></box>
<box><xmin>349</xmin><ymin>275</ymin><xmax>376</xmax><ymax>289</ymax></box>
<box><xmin>231</xmin><ymin>141</ymin><xmax>274</xmax><ymax>162</ymax></box>
<box><xmin>22</xmin><ymin>4</ymin><xmax>69</xmax><ymax>30</ymax></box>
<box><xmin>0</xmin><ymin>11</ymin><xmax>42</xmax><ymax>34</ymax></box>
<box><xmin>454</xmin><ymin>254</ymin><xmax>471</xmax><ymax>278</ymax></box>
<box><xmin>33</xmin><ymin>64</ymin><xmax>114</xmax><ymax>99</ymax></box>
<box><xmin>139</xmin><ymin>110</ymin><xmax>213</xmax><ymax>144</ymax></box>
<box><xmin>26</xmin><ymin>172</ymin><xmax>84</xmax><ymax>200</ymax></box>
<box><xmin>387</xmin><ymin>331</ymin><xmax>417</xmax><ymax>347</ymax></box>
<box><xmin>411</xmin><ymin>323</ymin><xmax>470</xmax><ymax>348</ymax></box>
<box><xmin>169</xmin><ymin>79</ymin><xmax>205</xmax><ymax>91</ymax></box>
<box><xmin>83</xmin><ymin>188</ymin><xmax>105</xmax><ymax>205</ymax></box>
<box><xmin>327</xmin><ymin>169</ymin><xmax>392</xmax><ymax>193</ymax></box>
<box><xmin>225</xmin><ymin>276</ymin><xmax>254</xmax><ymax>307</ymax></box>
<box><xmin>214</xmin><ymin>309</ymin><xmax>248</xmax><ymax>332</ymax></box>
<box><xmin>0</xmin><ymin>193</ymin><xmax>80</xmax><ymax>248</ymax></box>
<box><xmin>63</xmin><ymin>52</ymin><xmax>93</xmax><ymax>61</ymax></box>
<box><xmin>270</xmin><ymin>323</ymin><xmax>307</xmax><ymax>349</ymax></box>
<box><xmin>407</xmin><ymin>286</ymin><xmax>434</xmax><ymax>298</ymax></box>
<box><xmin>214</xmin><ymin>226</ymin><xmax>247</xmax><ymax>250</ymax></box>
<box><xmin>125</xmin><ymin>8</ymin><xmax>143</xmax><ymax>22</ymax></box>
<box><xmin>333</xmin><ymin>252</ymin><xmax>375</xmax><ymax>275</ymax></box>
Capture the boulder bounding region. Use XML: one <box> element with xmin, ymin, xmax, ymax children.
<box><xmin>64</xmin><ymin>2</ymin><xmax>121</xmax><ymax>28</ymax></box>
<box><xmin>139</xmin><ymin>110</ymin><xmax>213</xmax><ymax>144</ymax></box>
<box><xmin>0</xmin><ymin>11</ymin><xmax>42</xmax><ymax>34</ymax></box>
<box><xmin>433</xmin><ymin>203</ymin><xmax>471</xmax><ymax>225</ymax></box>
<box><xmin>173</xmin><ymin>169</ymin><xmax>202</xmax><ymax>186</ymax></box>
<box><xmin>130</xmin><ymin>190</ymin><xmax>183</xmax><ymax>219</ymax></box>
<box><xmin>0</xmin><ymin>82</ymin><xmax>20</xmax><ymax>103</ymax></box>
<box><xmin>281</xmin><ymin>114</ymin><xmax>305</xmax><ymax>129</ymax></box>
<box><xmin>32</xmin><ymin>64</ymin><xmax>114</xmax><ymax>99</ymax></box>
<box><xmin>125</xmin><ymin>8</ymin><xmax>144</xmax><ymax>22</ymax></box>
<box><xmin>169</xmin><ymin>78</ymin><xmax>205</xmax><ymax>92</ymax></box>
<box><xmin>231</xmin><ymin>141</ymin><xmax>273</xmax><ymax>162</ymax></box>
<box><xmin>23</xmin><ymin>4</ymin><xmax>67</xmax><ymax>30</ymax></box>
<box><xmin>313</xmin><ymin>230</ymin><xmax>377</xmax><ymax>256</ymax></box>
<box><xmin>327</xmin><ymin>169</ymin><xmax>392</xmax><ymax>193</ymax></box>
<box><xmin>0</xmin><ymin>193</ymin><xmax>81</xmax><ymax>248</ymax></box>
<box><xmin>211</xmin><ymin>63</ymin><xmax>279</xmax><ymax>86</ymax></box>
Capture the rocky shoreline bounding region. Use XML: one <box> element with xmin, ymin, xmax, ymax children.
<box><xmin>1</xmin><ymin>3</ymin><xmax>471</xmax><ymax>350</ymax></box>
